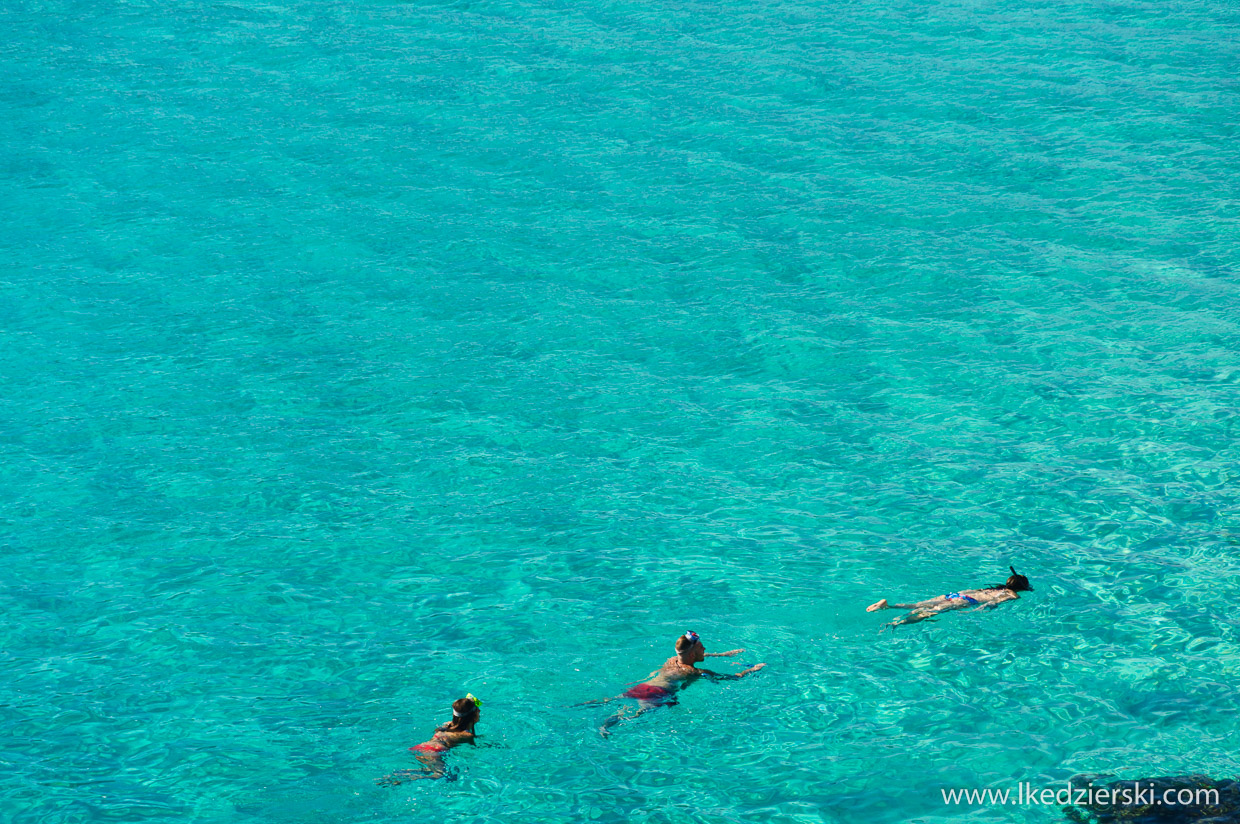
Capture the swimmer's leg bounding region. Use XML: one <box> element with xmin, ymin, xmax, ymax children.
<box><xmin>599</xmin><ymin>708</ymin><xmax>628</xmax><ymax>736</ymax></box>
<box><xmin>899</xmin><ymin>608</ymin><xmax>940</xmax><ymax>625</ymax></box>
<box><xmin>600</xmin><ymin>704</ymin><xmax>641</xmax><ymax>736</ymax></box>
<box><xmin>574</xmin><ymin>695</ymin><xmax>618</xmax><ymax>707</ymax></box>
<box><xmin>415</xmin><ymin>753</ymin><xmax>448</xmax><ymax>779</ymax></box>
<box><xmin>376</xmin><ymin>749</ymin><xmax>452</xmax><ymax>785</ymax></box>
<box><xmin>599</xmin><ymin>701</ymin><xmax>663</xmax><ymax>737</ymax></box>
<box><xmin>375</xmin><ymin>768</ymin><xmax>438</xmax><ymax>786</ymax></box>
<box><xmin>868</xmin><ymin>599</ymin><xmax>936</xmax><ymax>612</ymax></box>
<box><xmin>881</xmin><ymin>608</ymin><xmax>938</xmax><ymax>632</ymax></box>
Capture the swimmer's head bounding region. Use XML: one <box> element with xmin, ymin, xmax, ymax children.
<box><xmin>676</xmin><ymin>631</ymin><xmax>704</xmax><ymax>662</ymax></box>
<box><xmin>1004</xmin><ymin>566</ymin><xmax>1032</xmax><ymax>592</ymax></box>
<box><xmin>450</xmin><ymin>697</ymin><xmax>480</xmax><ymax>725</ymax></box>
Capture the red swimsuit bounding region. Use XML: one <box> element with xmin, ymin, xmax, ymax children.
<box><xmin>624</xmin><ymin>683</ymin><xmax>674</xmax><ymax>702</ymax></box>
<box><xmin>410</xmin><ymin>739</ymin><xmax>448</xmax><ymax>754</ymax></box>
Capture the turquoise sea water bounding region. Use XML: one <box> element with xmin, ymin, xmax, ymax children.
<box><xmin>3</xmin><ymin>0</ymin><xmax>1240</xmax><ymax>820</ymax></box>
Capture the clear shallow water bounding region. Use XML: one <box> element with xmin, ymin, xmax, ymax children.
<box><xmin>2</xmin><ymin>0</ymin><xmax>1239</xmax><ymax>820</ymax></box>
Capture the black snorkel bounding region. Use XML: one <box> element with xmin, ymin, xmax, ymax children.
<box><xmin>1005</xmin><ymin>565</ymin><xmax>1033</xmax><ymax>593</ymax></box>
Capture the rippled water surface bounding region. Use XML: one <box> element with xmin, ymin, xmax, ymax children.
<box><xmin>3</xmin><ymin>0</ymin><xmax>1239</xmax><ymax>820</ymax></box>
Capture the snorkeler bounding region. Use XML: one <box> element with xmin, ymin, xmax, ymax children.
<box><xmin>866</xmin><ymin>566</ymin><xmax>1033</xmax><ymax>629</ymax></box>
<box><xmin>584</xmin><ymin>632</ymin><xmax>765</xmax><ymax>736</ymax></box>
<box><xmin>375</xmin><ymin>694</ymin><xmax>481</xmax><ymax>785</ymax></box>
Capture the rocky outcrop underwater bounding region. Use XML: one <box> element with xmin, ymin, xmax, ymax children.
<box><xmin>1064</xmin><ymin>775</ymin><xmax>1240</xmax><ymax>824</ymax></box>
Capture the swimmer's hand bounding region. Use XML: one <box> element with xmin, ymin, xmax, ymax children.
<box><xmin>705</xmin><ymin>649</ymin><xmax>745</xmax><ymax>657</ymax></box>
<box><xmin>740</xmin><ymin>663</ymin><xmax>766</xmax><ymax>677</ymax></box>
<box><xmin>866</xmin><ymin>599</ymin><xmax>889</xmax><ymax>612</ymax></box>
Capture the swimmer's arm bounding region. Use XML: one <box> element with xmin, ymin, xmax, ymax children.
<box><xmin>705</xmin><ymin>649</ymin><xmax>745</xmax><ymax>657</ymax></box>
<box><xmin>699</xmin><ymin>663</ymin><xmax>766</xmax><ymax>680</ymax></box>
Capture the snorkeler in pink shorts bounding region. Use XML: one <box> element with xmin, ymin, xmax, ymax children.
<box><xmin>376</xmin><ymin>694</ymin><xmax>481</xmax><ymax>785</ymax></box>
<box><xmin>584</xmin><ymin>632</ymin><xmax>765</xmax><ymax>736</ymax></box>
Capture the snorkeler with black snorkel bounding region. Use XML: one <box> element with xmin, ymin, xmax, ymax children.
<box><xmin>866</xmin><ymin>566</ymin><xmax>1033</xmax><ymax>630</ymax></box>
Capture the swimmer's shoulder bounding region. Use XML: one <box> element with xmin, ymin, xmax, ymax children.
<box><xmin>658</xmin><ymin>659</ymin><xmax>697</xmax><ymax>681</ymax></box>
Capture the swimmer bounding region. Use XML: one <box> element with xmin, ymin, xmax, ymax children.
<box><xmin>583</xmin><ymin>632</ymin><xmax>765</xmax><ymax>736</ymax></box>
<box><xmin>866</xmin><ymin>566</ymin><xmax>1033</xmax><ymax>630</ymax></box>
<box><xmin>375</xmin><ymin>694</ymin><xmax>481</xmax><ymax>785</ymax></box>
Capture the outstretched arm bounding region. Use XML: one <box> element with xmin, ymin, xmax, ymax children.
<box><xmin>705</xmin><ymin>649</ymin><xmax>745</xmax><ymax>657</ymax></box>
<box><xmin>700</xmin><ymin>663</ymin><xmax>766</xmax><ymax>680</ymax></box>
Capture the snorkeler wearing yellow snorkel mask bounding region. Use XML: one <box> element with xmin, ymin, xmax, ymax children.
<box><xmin>377</xmin><ymin>693</ymin><xmax>482</xmax><ymax>784</ymax></box>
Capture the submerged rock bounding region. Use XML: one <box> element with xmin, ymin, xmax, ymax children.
<box><xmin>1063</xmin><ymin>775</ymin><xmax>1240</xmax><ymax>823</ymax></box>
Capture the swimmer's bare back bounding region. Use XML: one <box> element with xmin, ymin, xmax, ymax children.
<box><xmin>866</xmin><ymin>568</ymin><xmax>1033</xmax><ymax>629</ymax></box>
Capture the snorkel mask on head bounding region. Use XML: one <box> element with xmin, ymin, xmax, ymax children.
<box><xmin>452</xmin><ymin>693</ymin><xmax>482</xmax><ymax>717</ymax></box>
<box><xmin>683</xmin><ymin>631</ymin><xmax>700</xmax><ymax>645</ymax></box>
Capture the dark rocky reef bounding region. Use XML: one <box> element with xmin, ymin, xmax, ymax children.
<box><xmin>1064</xmin><ymin>775</ymin><xmax>1240</xmax><ymax>824</ymax></box>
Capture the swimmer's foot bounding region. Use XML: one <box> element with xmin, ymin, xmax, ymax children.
<box><xmin>866</xmin><ymin>599</ymin><xmax>889</xmax><ymax>612</ymax></box>
<box><xmin>599</xmin><ymin>713</ymin><xmax>624</xmax><ymax>738</ymax></box>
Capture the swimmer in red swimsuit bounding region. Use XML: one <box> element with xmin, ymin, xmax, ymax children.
<box><xmin>583</xmin><ymin>631</ymin><xmax>765</xmax><ymax>736</ymax></box>
<box><xmin>375</xmin><ymin>694</ymin><xmax>481</xmax><ymax>785</ymax></box>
